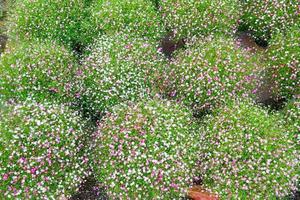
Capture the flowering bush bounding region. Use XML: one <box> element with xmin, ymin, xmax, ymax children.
<box><xmin>0</xmin><ymin>99</ymin><xmax>89</xmax><ymax>199</ymax></box>
<box><xmin>240</xmin><ymin>0</ymin><xmax>299</xmax><ymax>41</ymax></box>
<box><xmin>162</xmin><ymin>36</ymin><xmax>260</xmax><ymax>110</ymax></box>
<box><xmin>75</xmin><ymin>33</ymin><xmax>166</xmax><ymax>116</ymax></box>
<box><xmin>198</xmin><ymin>100</ymin><xmax>299</xmax><ymax>199</ymax></box>
<box><xmin>0</xmin><ymin>4</ymin><xmax>3</xmax><ymax>19</ymax></box>
<box><xmin>91</xmin><ymin>99</ymin><xmax>199</xmax><ymax>199</ymax></box>
<box><xmin>160</xmin><ymin>0</ymin><xmax>240</xmax><ymax>39</ymax></box>
<box><xmin>0</xmin><ymin>39</ymin><xmax>77</xmax><ymax>102</ymax></box>
<box><xmin>7</xmin><ymin>0</ymin><xmax>87</xmax><ymax>48</ymax></box>
<box><xmin>266</xmin><ymin>25</ymin><xmax>300</xmax><ymax>100</ymax></box>
<box><xmin>282</xmin><ymin>98</ymin><xmax>300</xmax><ymax>141</ymax></box>
<box><xmin>82</xmin><ymin>0</ymin><xmax>165</xmax><ymax>42</ymax></box>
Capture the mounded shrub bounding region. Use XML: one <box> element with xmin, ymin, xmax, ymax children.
<box><xmin>282</xmin><ymin>98</ymin><xmax>300</xmax><ymax>140</ymax></box>
<box><xmin>7</xmin><ymin>0</ymin><xmax>87</xmax><ymax>48</ymax></box>
<box><xmin>240</xmin><ymin>0</ymin><xmax>299</xmax><ymax>41</ymax></box>
<box><xmin>160</xmin><ymin>0</ymin><xmax>240</xmax><ymax>39</ymax></box>
<box><xmin>91</xmin><ymin>99</ymin><xmax>199</xmax><ymax>199</ymax></box>
<box><xmin>0</xmin><ymin>39</ymin><xmax>77</xmax><ymax>102</ymax></box>
<box><xmin>0</xmin><ymin>99</ymin><xmax>89</xmax><ymax>199</ymax></box>
<box><xmin>75</xmin><ymin>33</ymin><xmax>166</xmax><ymax>116</ymax></box>
<box><xmin>163</xmin><ymin>36</ymin><xmax>260</xmax><ymax>111</ymax></box>
<box><xmin>82</xmin><ymin>0</ymin><xmax>165</xmax><ymax>43</ymax></box>
<box><xmin>266</xmin><ymin>25</ymin><xmax>300</xmax><ymax>100</ymax></box>
<box><xmin>0</xmin><ymin>4</ymin><xmax>3</xmax><ymax>19</ymax></box>
<box><xmin>198</xmin><ymin>100</ymin><xmax>299</xmax><ymax>199</ymax></box>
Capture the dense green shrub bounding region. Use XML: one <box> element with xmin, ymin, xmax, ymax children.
<box><xmin>282</xmin><ymin>98</ymin><xmax>300</xmax><ymax>141</ymax></box>
<box><xmin>75</xmin><ymin>33</ymin><xmax>166</xmax><ymax>116</ymax></box>
<box><xmin>82</xmin><ymin>0</ymin><xmax>165</xmax><ymax>43</ymax></box>
<box><xmin>0</xmin><ymin>39</ymin><xmax>77</xmax><ymax>102</ymax></box>
<box><xmin>266</xmin><ymin>25</ymin><xmax>300</xmax><ymax>100</ymax></box>
<box><xmin>198</xmin><ymin>100</ymin><xmax>299</xmax><ymax>199</ymax></box>
<box><xmin>0</xmin><ymin>3</ymin><xmax>3</xmax><ymax>19</ymax></box>
<box><xmin>7</xmin><ymin>0</ymin><xmax>87</xmax><ymax>48</ymax></box>
<box><xmin>91</xmin><ymin>99</ymin><xmax>199</xmax><ymax>199</ymax></box>
<box><xmin>240</xmin><ymin>0</ymin><xmax>299</xmax><ymax>41</ymax></box>
<box><xmin>0</xmin><ymin>100</ymin><xmax>89</xmax><ymax>199</ymax></box>
<box><xmin>160</xmin><ymin>0</ymin><xmax>240</xmax><ymax>39</ymax></box>
<box><xmin>162</xmin><ymin>36</ymin><xmax>260</xmax><ymax>110</ymax></box>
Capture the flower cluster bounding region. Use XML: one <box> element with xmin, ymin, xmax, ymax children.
<box><xmin>160</xmin><ymin>0</ymin><xmax>240</xmax><ymax>39</ymax></box>
<box><xmin>0</xmin><ymin>99</ymin><xmax>90</xmax><ymax>199</ymax></box>
<box><xmin>265</xmin><ymin>25</ymin><xmax>300</xmax><ymax>100</ymax></box>
<box><xmin>75</xmin><ymin>33</ymin><xmax>166</xmax><ymax>116</ymax></box>
<box><xmin>7</xmin><ymin>0</ymin><xmax>88</xmax><ymax>48</ymax></box>
<box><xmin>91</xmin><ymin>99</ymin><xmax>200</xmax><ymax>199</ymax></box>
<box><xmin>240</xmin><ymin>0</ymin><xmax>299</xmax><ymax>40</ymax></box>
<box><xmin>162</xmin><ymin>36</ymin><xmax>260</xmax><ymax>111</ymax></box>
<box><xmin>83</xmin><ymin>0</ymin><xmax>165</xmax><ymax>42</ymax></box>
<box><xmin>0</xmin><ymin>39</ymin><xmax>77</xmax><ymax>103</ymax></box>
<box><xmin>198</xmin><ymin>99</ymin><xmax>299</xmax><ymax>199</ymax></box>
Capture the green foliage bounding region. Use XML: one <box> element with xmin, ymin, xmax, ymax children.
<box><xmin>282</xmin><ymin>98</ymin><xmax>300</xmax><ymax>141</ymax></box>
<box><xmin>91</xmin><ymin>99</ymin><xmax>199</xmax><ymax>199</ymax></box>
<box><xmin>240</xmin><ymin>0</ymin><xmax>299</xmax><ymax>40</ymax></box>
<box><xmin>266</xmin><ymin>25</ymin><xmax>300</xmax><ymax>99</ymax></box>
<box><xmin>0</xmin><ymin>3</ymin><xmax>3</xmax><ymax>19</ymax></box>
<box><xmin>162</xmin><ymin>36</ymin><xmax>260</xmax><ymax>110</ymax></box>
<box><xmin>160</xmin><ymin>0</ymin><xmax>240</xmax><ymax>39</ymax></box>
<box><xmin>0</xmin><ymin>39</ymin><xmax>78</xmax><ymax>102</ymax></box>
<box><xmin>198</xmin><ymin>100</ymin><xmax>299</xmax><ymax>199</ymax></box>
<box><xmin>82</xmin><ymin>0</ymin><xmax>165</xmax><ymax>44</ymax></box>
<box><xmin>0</xmin><ymin>99</ymin><xmax>89</xmax><ymax>199</ymax></box>
<box><xmin>75</xmin><ymin>33</ymin><xmax>166</xmax><ymax>116</ymax></box>
<box><xmin>7</xmin><ymin>0</ymin><xmax>88</xmax><ymax>48</ymax></box>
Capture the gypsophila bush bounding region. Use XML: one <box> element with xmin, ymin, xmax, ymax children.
<box><xmin>7</xmin><ymin>0</ymin><xmax>87</xmax><ymax>48</ymax></box>
<box><xmin>240</xmin><ymin>0</ymin><xmax>299</xmax><ymax>41</ymax></box>
<box><xmin>160</xmin><ymin>0</ymin><xmax>240</xmax><ymax>39</ymax></box>
<box><xmin>198</xmin><ymin>99</ymin><xmax>300</xmax><ymax>199</ymax></box>
<box><xmin>0</xmin><ymin>99</ymin><xmax>90</xmax><ymax>199</ymax></box>
<box><xmin>0</xmin><ymin>39</ymin><xmax>77</xmax><ymax>102</ymax></box>
<box><xmin>163</xmin><ymin>36</ymin><xmax>260</xmax><ymax>110</ymax></box>
<box><xmin>91</xmin><ymin>99</ymin><xmax>200</xmax><ymax>199</ymax></box>
<box><xmin>75</xmin><ymin>33</ymin><xmax>166</xmax><ymax>116</ymax></box>
<box><xmin>282</xmin><ymin>98</ymin><xmax>300</xmax><ymax>141</ymax></box>
<box><xmin>82</xmin><ymin>0</ymin><xmax>165</xmax><ymax>42</ymax></box>
<box><xmin>266</xmin><ymin>25</ymin><xmax>300</xmax><ymax>100</ymax></box>
<box><xmin>0</xmin><ymin>3</ymin><xmax>3</xmax><ymax>19</ymax></box>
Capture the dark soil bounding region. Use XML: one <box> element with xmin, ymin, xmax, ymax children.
<box><xmin>160</xmin><ymin>32</ymin><xmax>185</xmax><ymax>58</ymax></box>
<box><xmin>0</xmin><ymin>34</ymin><xmax>7</xmax><ymax>53</ymax></box>
<box><xmin>235</xmin><ymin>31</ymin><xmax>287</xmax><ymax>110</ymax></box>
<box><xmin>254</xmin><ymin>75</ymin><xmax>286</xmax><ymax>110</ymax></box>
<box><xmin>290</xmin><ymin>191</ymin><xmax>300</xmax><ymax>200</ymax></box>
<box><xmin>70</xmin><ymin>177</ymin><xmax>108</xmax><ymax>200</ymax></box>
<box><xmin>236</xmin><ymin>31</ymin><xmax>267</xmax><ymax>53</ymax></box>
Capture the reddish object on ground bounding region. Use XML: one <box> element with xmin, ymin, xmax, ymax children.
<box><xmin>187</xmin><ymin>186</ymin><xmax>219</xmax><ymax>200</ymax></box>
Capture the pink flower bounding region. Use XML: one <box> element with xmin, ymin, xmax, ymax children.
<box><xmin>125</xmin><ymin>44</ymin><xmax>132</xmax><ymax>49</ymax></box>
<box><xmin>19</xmin><ymin>157</ymin><xmax>26</xmax><ymax>164</ymax></box>
<box><xmin>49</xmin><ymin>87</ymin><xmax>58</xmax><ymax>93</ymax></box>
<box><xmin>30</xmin><ymin>167</ymin><xmax>38</xmax><ymax>175</ymax></box>
<box><xmin>170</xmin><ymin>90</ymin><xmax>177</xmax><ymax>97</ymax></box>
<box><xmin>156</xmin><ymin>170</ymin><xmax>163</xmax><ymax>182</ymax></box>
<box><xmin>170</xmin><ymin>183</ymin><xmax>179</xmax><ymax>189</ymax></box>
<box><xmin>76</xmin><ymin>69</ymin><xmax>83</xmax><ymax>76</ymax></box>
<box><xmin>75</xmin><ymin>92</ymin><xmax>81</xmax><ymax>98</ymax></box>
<box><xmin>140</xmin><ymin>139</ymin><xmax>146</xmax><ymax>146</ymax></box>
<box><xmin>207</xmin><ymin>90</ymin><xmax>212</xmax><ymax>96</ymax></box>
<box><xmin>3</xmin><ymin>174</ymin><xmax>9</xmax><ymax>181</ymax></box>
